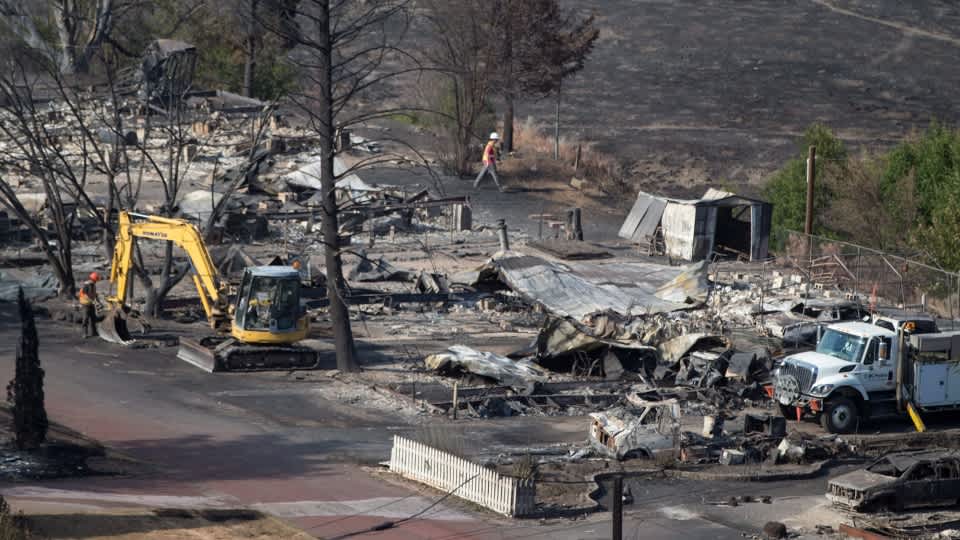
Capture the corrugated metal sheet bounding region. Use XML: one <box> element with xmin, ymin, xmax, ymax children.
<box><xmin>618</xmin><ymin>194</ymin><xmax>667</xmax><ymax>242</ymax></box>
<box><xmin>618</xmin><ymin>195</ymin><xmax>652</xmax><ymax>239</ymax></box>
<box><xmin>701</xmin><ymin>187</ymin><xmax>735</xmax><ymax>201</ymax></box>
<box><xmin>750</xmin><ymin>203</ymin><xmax>772</xmax><ymax>260</ymax></box>
<box><xmin>283</xmin><ymin>156</ymin><xmax>348</xmax><ymax>191</ymax></box>
<box><xmin>494</xmin><ymin>255</ymin><xmax>704</xmax><ymax>321</ymax></box>
<box><xmin>636</xmin><ymin>198</ymin><xmax>667</xmax><ymax>241</ymax></box>
<box><xmin>661</xmin><ymin>203</ymin><xmax>697</xmax><ymax>260</ymax></box>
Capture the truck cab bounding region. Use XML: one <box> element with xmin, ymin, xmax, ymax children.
<box><xmin>871</xmin><ymin>310</ymin><xmax>939</xmax><ymax>335</ymax></box>
<box><xmin>774</xmin><ymin>322</ymin><xmax>898</xmax><ymax>433</ymax></box>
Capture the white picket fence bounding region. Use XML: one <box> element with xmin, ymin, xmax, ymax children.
<box><xmin>389</xmin><ymin>435</ymin><xmax>536</xmax><ymax>517</ymax></box>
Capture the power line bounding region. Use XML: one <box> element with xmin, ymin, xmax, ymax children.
<box><xmin>320</xmin><ymin>472</ymin><xmax>480</xmax><ymax>539</ymax></box>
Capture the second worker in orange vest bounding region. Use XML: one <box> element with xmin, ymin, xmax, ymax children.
<box><xmin>78</xmin><ymin>272</ymin><xmax>101</xmax><ymax>338</ymax></box>
<box><xmin>473</xmin><ymin>132</ymin><xmax>504</xmax><ymax>193</ymax></box>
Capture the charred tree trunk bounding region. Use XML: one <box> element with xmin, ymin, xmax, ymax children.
<box><xmin>317</xmin><ymin>0</ymin><xmax>357</xmax><ymax>372</ymax></box>
<box><xmin>501</xmin><ymin>11</ymin><xmax>514</xmax><ymax>153</ymax></box>
<box><xmin>103</xmin><ymin>177</ymin><xmax>117</xmax><ymax>260</ymax></box>
<box><xmin>243</xmin><ymin>0</ymin><xmax>259</xmax><ymax>98</ymax></box>
<box><xmin>144</xmin><ymin>242</ymin><xmax>180</xmax><ymax>318</ymax></box>
<box><xmin>502</xmin><ymin>93</ymin><xmax>514</xmax><ymax>154</ymax></box>
<box><xmin>6</xmin><ymin>288</ymin><xmax>47</xmax><ymax>450</ymax></box>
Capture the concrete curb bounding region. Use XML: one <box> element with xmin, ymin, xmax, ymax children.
<box><xmin>576</xmin><ymin>468</ymin><xmax>664</xmax><ymax>515</ymax></box>
<box><xmin>663</xmin><ymin>459</ymin><xmax>831</xmax><ymax>482</ymax></box>
<box><xmin>516</xmin><ymin>460</ymin><xmax>834</xmax><ymax>520</ymax></box>
<box><xmin>531</xmin><ymin>460</ymin><xmax>831</xmax><ymax>519</ymax></box>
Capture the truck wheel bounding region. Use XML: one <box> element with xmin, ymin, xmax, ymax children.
<box><xmin>821</xmin><ymin>397</ymin><xmax>858</xmax><ymax>434</ymax></box>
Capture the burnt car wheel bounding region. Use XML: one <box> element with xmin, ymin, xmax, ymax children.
<box><xmin>868</xmin><ymin>495</ymin><xmax>902</xmax><ymax>513</ymax></box>
<box><xmin>821</xmin><ymin>397</ymin><xmax>858</xmax><ymax>434</ymax></box>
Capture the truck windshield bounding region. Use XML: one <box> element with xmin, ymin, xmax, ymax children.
<box><xmin>817</xmin><ymin>329</ymin><xmax>868</xmax><ymax>363</ymax></box>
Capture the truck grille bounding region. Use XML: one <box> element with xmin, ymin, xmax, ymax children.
<box><xmin>779</xmin><ymin>361</ymin><xmax>816</xmax><ymax>393</ymax></box>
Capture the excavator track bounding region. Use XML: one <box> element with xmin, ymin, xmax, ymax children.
<box><xmin>178</xmin><ymin>336</ymin><xmax>320</xmax><ymax>373</ymax></box>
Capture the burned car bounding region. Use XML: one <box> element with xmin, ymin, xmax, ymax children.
<box><xmin>588</xmin><ymin>399</ymin><xmax>680</xmax><ymax>459</ymax></box>
<box><xmin>827</xmin><ymin>451</ymin><xmax>960</xmax><ymax>512</ymax></box>
<box><xmin>763</xmin><ymin>299</ymin><xmax>865</xmax><ymax>347</ymax></box>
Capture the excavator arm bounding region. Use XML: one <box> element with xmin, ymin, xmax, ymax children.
<box><xmin>107</xmin><ymin>211</ymin><xmax>228</xmax><ymax>329</ymax></box>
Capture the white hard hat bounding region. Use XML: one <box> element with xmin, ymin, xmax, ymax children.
<box><xmin>489</xmin><ymin>132</ymin><xmax>500</xmax><ymax>140</ymax></box>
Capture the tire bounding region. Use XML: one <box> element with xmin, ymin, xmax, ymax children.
<box><xmin>777</xmin><ymin>403</ymin><xmax>795</xmax><ymax>419</ymax></box>
<box><xmin>821</xmin><ymin>396</ymin><xmax>859</xmax><ymax>434</ymax></box>
<box><xmin>871</xmin><ymin>493</ymin><xmax>904</xmax><ymax>513</ymax></box>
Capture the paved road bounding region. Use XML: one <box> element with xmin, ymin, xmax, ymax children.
<box><xmin>0</xmin><ymin>310</ymin><xmax>837</xmax><ymax>539</ymax></box>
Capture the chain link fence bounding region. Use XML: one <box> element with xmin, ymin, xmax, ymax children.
<box><xmin>772</xmin><ymin>230</ymin><xmax>960</xmax><ymax>322</ymax></box>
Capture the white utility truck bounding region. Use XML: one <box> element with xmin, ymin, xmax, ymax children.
<box><xmin>773</xmin><ymin>319</ymin><xmax>960</xmax><ymax>433</ymax></box>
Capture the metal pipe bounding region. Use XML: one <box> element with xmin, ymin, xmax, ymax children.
<box><xmin>804</xmin><ymin>145</ymin><xmax>816</xmax><ymax>235</ymax></box>
<box><xmin>612</xmin><ymin>475</ymin><xmax>623</xmax><ymax>540</ymax></box>
<box><xmin>497</xmin><ymin>219</ymin><xmax>510</xmax><ymax>251</ymax></box>
<box><xmin>896</xmin><ymin>328</ymin><xmax>906</xmax><ymax>413</ymax></box>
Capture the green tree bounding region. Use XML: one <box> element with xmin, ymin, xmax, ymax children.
<box><xmin>882</xmin><ymin>122</ymin><xmax>960</xmax><ymax>221</ymax></box>
<box><xmin>0</xmin><ymin>0</ymin><xmax>121</xmax><ymax>74</ymax></box>
<box><xmin>882</xmin><ymin>123</ymin><xmax>960</xmax><ymax>270</ymax></box>
<box><xmin>764</xmin><ymin>123</ymin><xmax>846</xmax><ymax>236</ymax></box>
<box><xmin>124</xmin><ymin>0</ymin><xmax>300</xmax><ymax>100</ymax></box>
<box><xmin>913</xmin><ymin>188</ymin><xmax>960</xmax><ymax>271</ymax></box>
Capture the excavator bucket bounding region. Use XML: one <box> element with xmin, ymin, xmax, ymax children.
<box><xmin>96</xmin><ymin>307</ymin><xmax>134</xmax><ymax>345</ymax></box>
<box><xmin>177</xmin><ymin>337</ymin><xmax>218</xmax><ymax>373</ymax></box>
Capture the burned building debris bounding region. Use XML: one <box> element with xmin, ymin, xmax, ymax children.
<box><xmin>137</xmin><ymin>39</ymin><xmax>198</xmax><ymax>104</ymax></box>
<box><xmin>425</xmin><ymin>345</ymin><xmax>547</xmax><ymax>394</ymax></box>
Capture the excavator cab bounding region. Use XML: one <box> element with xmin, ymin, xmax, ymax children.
<box><xmin>232</xmin><ymin>267</ymin><xmax>309</xmax><ymax>343</ymax></box>
<box><xmin>177</xmin><ymin>265</ymin><xmax>317</xmax><ymax>372</ymax></box>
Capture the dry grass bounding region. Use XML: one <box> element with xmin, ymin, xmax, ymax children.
<box><xmin>506</xmin><ymin>117</ymin><xmax>630</xmax><ymax>196</ymax></box>
<box><xmin>510</xmin><ymin>453</ymin><xmax>539</xmax><ymax>480</ymax></box>
<box><xmin>0</xmin><ymin>498</ymin><xmax>30</xmax><ymax>540</ymax></box>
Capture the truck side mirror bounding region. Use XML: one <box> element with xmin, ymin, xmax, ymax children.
<box><xmin>879</xmin><ymin>341</ymin><xmax>889</xmax><ymax>362</ymax></box>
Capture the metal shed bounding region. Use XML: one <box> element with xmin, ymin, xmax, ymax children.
<box><xmin>619</xmin><ymin>188</ymin><xmax>772</xmax><ymax>261</ymax></box>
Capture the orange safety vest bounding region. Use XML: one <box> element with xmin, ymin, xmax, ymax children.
<box><xmin>78</xmin><ymin>280</ymin><xmax>97</xmax><ymax>305</ymax></box>
<box><xmin>482</xmin><ymin>141</ymin><xmax>497</xmax><ymax>166</ymax></box>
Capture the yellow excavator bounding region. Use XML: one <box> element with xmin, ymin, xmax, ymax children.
<box><xmin>100</xmin><ymin>211</ymin><xmax>319</xmax><ymax>372</ymax></box>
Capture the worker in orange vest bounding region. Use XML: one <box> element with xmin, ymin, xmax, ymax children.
<box><xmin>473</xmin><ymin>132</ymin><xmax>504</xmax><ymax>192</ymax></box>
<box><xmin>78</xmin><ymin>272</ymin><xmax>101</xmax><ymax>338</ymax></box>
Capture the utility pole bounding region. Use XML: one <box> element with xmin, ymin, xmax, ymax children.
<box><xmin>612</xmin><ymin>475</ymin><xmax>623</xmax><ymax>540</ymax></box>
<box><xmin>804</xmin><ymin>145</ymin><xmax>816</xmax><ymax>235</ymax></box>
<box><xmin>554</xmin><ymin>81</ymin><xmax>561</xmax><ymax>160</ymax></box>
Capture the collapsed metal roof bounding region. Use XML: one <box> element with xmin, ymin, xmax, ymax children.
<box><xmin>488</xmin><ymin>254</ymin><xmax>707</xmax><ymax>322</ymax></box>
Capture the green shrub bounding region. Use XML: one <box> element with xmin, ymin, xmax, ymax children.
<box><xmin>764</xmin><ymin>123</ymin><xmax>846</xmax><ymax>237</ymax></box>
<box><xmin>764</xmin><ymin>121</ymin><xmax>960</xmax><ymax>271</ymax></box>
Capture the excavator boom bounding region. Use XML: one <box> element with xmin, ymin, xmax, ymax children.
<box><xmin>107</xmin><ymin>211</ymin><xmax>227</xmax><ymax>328</ymax></box>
